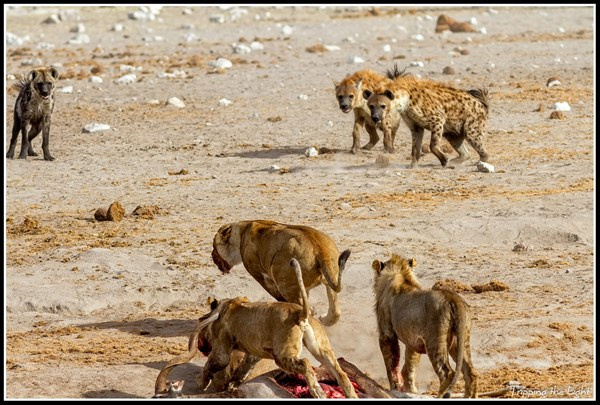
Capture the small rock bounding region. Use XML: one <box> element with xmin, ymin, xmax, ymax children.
<box><xmin>67</xmin><ymin>34</ymin><xmax>90</xmax><ymax>45</ymax></box>
<box><xmin>305</xmin><ymin>147</ymin><xmax>319</xmax><ymax>157</ymax></box>
<box><xmin>442</xmin><ymin>66</ymin><xmax>455</xmax><ymax>75</ymax></box>
<box><xmin>281</xmin><ymin>25</ymin><xmax>294</xmax><ymax>36</ymax></box>
<box><xmin>340</xmin><ymin>202</ymin><xmax>352</xmax><ymax>211</ymax></box>
<box><xmin>218</xmin><ymin>98</ymin><xmax>232</xmax><ymax>107</ymax></box>
<box><xmin>58</xmin><ymin>86</ymin><xmax>73</xmax><ymax>94</ymax></box>
<box><xmin>476</xmin><ymin>161</ymin><xmax>495</xmax><ymax>173</ymax></box>
<box><xmin>383</xmin><ymin>44</ymin><xmax>392</xmax><ymax>52</ymax></box>
<box><xmin>83</xmin><ymin>123</ymin><xmax>111</xmax><ymax>133</ymax></box>
<box><xmin>546</xmin><ymin>77</ymin><xmax>561</xmax><ymax>87</ymax></box>
<box><xmin>167</xmin><ymin>97</ymin><xmax>185</xmax><ymax>108</ymax></box>
<box><xmin>114</xmin><ymin>74</ymin><xmax>136</xmax><ymax>84</ymax></box>
<box><xmin>297</xmin><ymin>94</ymin><xmax>308</xmax><ymax>100</ymax></box>
<box><xmin>112</xmin><ymin>23</ymin><xmax>124</xmax><ymax>32</ymax></box>
<box><xmin>347</xmin><ymin>56</ymin><xmax>365</xmax><ymax>64</ymax></box>
<box><xmin>553</xmin><ymin>102</ymin><xmax>571</xmax><ymax>111</ymax></box>
<box><xmin>208</xmin><ymin>57</ymin><xmax>232</xmax><ymax>69</ymax></box>
<box><xmin>106</xmin><ymin>201</ymin><xmax>125</xmax><ymax>222</ymax></box>
<box><xmin>89</xmin><ymin>76</ymin><xmax>103</xmax><ymax>84</ymax></box>
<box><xmin>70</xmin><ymin>23</ymin><xmax>85</xmax><ymax>33</ymax></box>
<box><xmin>94</xmin><ymin>208</ymin><xmax>107</xmax><ymax>221</ymax></box>
<box><xmin>42</xmin><ymin>14</ymin><xmax>61</xmax><ymax>24</ymax></box>
<box><xmin>250</xmin><ymin>41</ymin><xmax>264</xmax><ymax>50</ymax></box>
<box><xmin>148</xmin><ymin>99</ymin><xmax>160</xmax><ymax>105</ymax></box>
<box><xmin>410</xmin><ymin>34</ymin><xmax>424</xmax><ymax>41</ymax></box>
<box><xmin>324</xmin><ymin>45</ymin><xmax>340</xmax><ymax>51</ymax></box>
<box><xmin>550</xmin><ymin>111</ymin><xmax>565</xmax><ymax>120</ymax></box>
<box><xmin>233</xmin><ymin>44</ymin><xmax>252</xmax><ymax>54</ymax></box>
<box><xmin>409</xmin><ymin>61</ymin><xmax>425</xmax><ymax>67</ymax></box>
<box><xmin>7</xmin><ymin>32</ymin><xmax>30</xmax><ymax>46</ymax></box>
<box><xmin>270</xmin><ymin>164</ymin><xmax>280</xmax><ymax>172</ymax></box>
<box><xmin>512</xmin><ymin>243</ymin><xmax>530</xmax><ymax>252</ymax></box>
<box><xmin>209</xmin><ymin>14</ymin><xmax>225</xmax><ymax>23</ymax></box>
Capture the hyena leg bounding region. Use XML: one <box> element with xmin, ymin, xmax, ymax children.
<box><xmin>362</xmin><ymin>121</ymin><xmax>380</xmax><ymax>150</ymax></box>
<box><xmin>6</xmin><ymin>115</ymin><xmax>22</xmax><ymax>158</ymax></box>
<box><xmin>27</xmin><ymin>124</ymin><xmax>42</xmax><ymax>157</ymax></box>
<box><xmin>446</xmin><ymin>133</ymin><xmax>470</xmax><ymax>164</ymax></box>
<box><xmin>18</xmin><ymin>120</ymin><xmax>32</xmax><ymax>159</ymax></box>
<box><xmin>351</xmin><ymin>115</ymin><xmax>366</xmax><ymax>154</ymax></box>
<box><xmin>379</xmin><ymin>335</ymin><xmax>402</xmax><ymax>390</ymax></box>
<box><xmin>450</xmin><ymin>342</ymin><xmax>478</xmax><ymax>398</ymax></box>
<box><xmin>41</xmin><ymin>118</ymin><xmax>54</xmax><ymax>161</ymax></box>
<box><xmin>401</xmin><ymin>347</ymin><xmax>421</xmax><ymax>393</ymax></box>
<box><xmin>410</xmin><ymin>127</ymin><xmax>425</xmax><ymax>168</ymax></box>
<box><xmin>276</xmin><ymin>356</ymin><xmax>326</xmax><ymax>398</ymax></box>
<box><xmin>382</xmin><ymin>123</ymin><xmax>395</xmax><ymax>153</ymax></box>
<box><xmin>465</xmin><ymin>127</ymin><xmax>489</xmax><ymax>163</ymax></box>
<box><xmin>429</xmin><ymin>122</ymin><xmax>449</xmax><ymax>167</ymax></box>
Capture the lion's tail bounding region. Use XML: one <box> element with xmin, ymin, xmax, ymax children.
<box><xmin>320</xmin><ymin>249</ymin><xmax>351</xmax><ymax>293</ymax></box>
<box><xmin>290</xmin><ymin>258</ymin><xmax>310</xmax><ymax>322</ymax></box>
<box><xmin>154</xmin><ymin>322</ymin><xmax>202</xmax><ymax>396</ymax></box>
<box><xmin>441</xmin><ymin>298</ymin><xmax>469</xmax><ymax>398</ymax></box>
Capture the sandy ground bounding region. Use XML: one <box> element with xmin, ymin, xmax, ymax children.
<box><xmin>4</xmin><ymin>5</ymin><xmax>595</xmax><ymax>399</ymax></box>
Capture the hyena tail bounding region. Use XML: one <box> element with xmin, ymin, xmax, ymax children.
<box><xmin>290</xmin><ymin>258</ymin><xmax>310</xmax><ymax>322</ymax></box>
<box><xmin>467</xmin><ymin>88</ymin><xmax>489</xmax><ymax>111</ymax></box>
<box><xmin>441</xmin><ymin>299</ymin><xmax>469</xmax><ymax>398</ymax></box>
<box><xmin>386</xmin><ymin>63</ymin><xmax>408</xmax><ymax>80</ymax></box>
<box><xmin>13</xmin><ymin>78</ymin><xmax>29</xmax><ymax>93</ymax></box>
<box><xmin>154</xmin><ymin>322</ymin><xmax>202</xmax><ymax>395</ymax></box>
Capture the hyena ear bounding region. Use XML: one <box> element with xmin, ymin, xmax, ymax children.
<box><xmin>408</xmin><ymin>257</ymin><xmax>417</xmax><ymax>268</ymax></box>
<box><xmin>371</xmin><ymin>259</ymin><xmax>385</xmax><ymax>274</ymax></box>
<box><xmin>362</xmin><ymin>89</ymin><xmax>372</xmax><ymax>100</ymax></box>
<box><xmin>384</xmin><ymin>90</ymin><xmax>395</xmax><ymax>100</ymax></box>
<box><xmin>355</xmin><ymin>78</ymin><xmax>363</xmax><ymax>91</ymax></box>
<box><xmin>49</xmin><ymin>67</ymin><xmax>59</xmax><ymax>80</ymax></box>
<box><xmin>28</xmin><ymin>70</ymin><xmax>38</xmax><ymax>81</ymax></box>
<box><xmin>333</xmin><ymin>79</ymin><xmax>340</xmax><ymax>88</ymax></box>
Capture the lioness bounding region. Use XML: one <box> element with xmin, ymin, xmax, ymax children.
<box><xmin>155</xmin><ymin>259</ymin><xmax>358</xmax><ymax>399</ymax></box>
<box><xmin>371</xmin><ymin>254</ymin><xmax>478</xmax><ymax>398</ymax></box>
<box><xmin>211</xmin><ymin>220</ymin><xmax>351</xmax><ymax>326</ymax></box>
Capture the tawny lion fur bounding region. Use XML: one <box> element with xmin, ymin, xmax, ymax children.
<box><xmin>211</xmin><ymin>220</ymin><xmax>351</xmax><ymax>326</ymax></box>
<box><xmin>367</xmin><ymin>71</ymin><xmax>489</xmax><ymax>167</ymax></box>
<box><xmin>334</xmin><ymin>69</ymin><xmax>401</xmax><ymax>154</ymax></box>
<box><xmin>155</xmin><ymin>259</ymin><xmax>358</xmax><ymax>399</ymax></box>
<box><xmin>371</xmin><ymin>254</ymin><xmax>478</xmax><ymax>398</ymax></box>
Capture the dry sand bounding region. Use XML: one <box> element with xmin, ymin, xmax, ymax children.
<box><xmin>4</xmin><ymin>5</ymin><xmax>595</xmax><ymax>399</ymax></box>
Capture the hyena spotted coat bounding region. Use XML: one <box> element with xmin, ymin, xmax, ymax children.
<box><xmin>6</xmin><ymin>67</ymin><xmax>59</xmax><ymax>161</ymax></box>
<box><xmin>368</xmin><ymin>74</ymin><xmax>489</xmax><ymax>167</ymax></box>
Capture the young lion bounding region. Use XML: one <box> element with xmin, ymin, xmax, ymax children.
<box><xmin>371</xmin><ymin>254</ymin><xmax>478</xmax><ymax>398</ymax></box>
<box><xmin>334</xmin><ymin>69</ymin><xmax>400</xmax><ymax>154</ymax></box>
<box><xmin>154</xmin><ymin>259</ymin><xmax>358</xmax><ymax>399</ymax></box>
<box><xmin>6</xmin><ymin>67</ymin><xmax>60</xmax><ymax>161</ymax></box>
<box><xmin>367</xmin><ymin>73</ymin><xmax>489</xmax><ymax>167</ymax></box>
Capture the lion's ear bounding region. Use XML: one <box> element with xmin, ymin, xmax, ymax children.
<box><xmin>371</xmin><ymin>259</ymin><xmax>385</xmax><ymax>274</ymax></box>
<box><xmin>362</xmin><ymin>89</ymin><xmax>372</xmax><ymax>100</ymax></box>
<box><xmin>210</xmin><ymin>298</ymin><xmax>219</xmax><ymax>311</ymax></box>
<box><xmin>408</xmin><ymin>257</ymin><xmax>417</xmax><ymax>268</ymax></box>
<box><xmin>220</xmin><ymin>225</ymin><xmax>232</xmax><ymax>242</ymax></box>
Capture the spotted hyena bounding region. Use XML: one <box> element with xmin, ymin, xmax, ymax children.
<box><xmin>6</xmin><ymin>67</ymin><xmax>59</xmax><ymax>161</ymax></box>
<box><xmin>334</xmin><ymin>69</ymin><xmax>402</xmax><ymax>154</ymax></box>
<box><xmin>367</xmin><ymin>73</ymin><xmax>489</xmax><ymax>167</ymax></box>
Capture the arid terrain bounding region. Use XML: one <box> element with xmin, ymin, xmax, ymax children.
<box><xmin>4</xmin><ymin>5</ymin><xmax>595</xmax><ymax>399</ymax></box>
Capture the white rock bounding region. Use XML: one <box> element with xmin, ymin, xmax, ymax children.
<box><xmin>340</xmin><ymin>202</ymin><xmax>352</xmax><ymax>210</ymax></box>
<box><xmin>250</xmin><ymin>41</ymin><xmax>264</xmax><ymax>50</ymax></box>
<box><xmin>479</xmin><ymin>27</ymin><xmax>487</xmax><ymax>34</ymax></box>
<box><xmin>558</xmin><ymin>27</ymin><xmax>566</xmax><ymax>33</ymax></box>
<box><xmin>476</xmin><ymin>161</ymin><xmax>495</xmax><ymax>173</ymax></box>
<box><xmin>70</xmin><ymin>23</ymin><xmax>85</xmax><ymax>33</ymax></box>
<box><xmin>148</xmin><ymin>99</ymin><xmax>160</xmax><ymax>105</ymax></box>
<box><xmin>298</xmin><ymin>94</ymin><xmax>308</xmax><ymax>100</ymax></box>
<box><xmin>167</xmin><ymin>97</ymin><xmax>185</xmax><ymax>108</ymax></box>
<box><xmin>7</xmin><ymin>32</ymin><xmax>29</xmax><ymax>46</ymax></box>
<box><xmin>409</xmin><ymin>61</ymin><xmax>425</xmax><ymax>67</ymax></box>
<box><xmin>219</xmin><ymin>98</ymin><xmax>232</xmax><ymax>107</ymax></box>
<box><xmin>270</xmin><ymin>164</ymin><xmax>280</xmax><ymax>171</ymax></box>
<box><xmin>183</xmin><ymin>33</ymin><xmax>199</xmax><ymax>42</ymax></box>
<box><xmin>208</xmin><ymin>57</ymin><xmax>232</xmax><ymax>69</ymax></box>
<box><xmin>410</xmin><ymin>34</ymin><xmax>424</xmax><ymax>41</ymax></box>
<box><xmin>181</xmin><ymin>23</ymin><xmax>194</xmax><ymax>30</ymax></box>
<box><xmin>112</xmin><ymin>23</ymin><xmax>124</xmax><ymax>32</ymax></box>
<box><xmin>209</xmin><ymin>14</ymin><xmax>225</xmax><ymax>23</ymax></box>
<box><xmin>469</xmin><ymin>17</ymin><xmax>478</xmax><ymax>25</ymax></box>
<box><xmin>115</xmin><ymin>74</ymin><xmax>137</xmax><ymax>84</ymax></box>
<box><xmin>67</xmin><ymin>34</ymin><xmax>90</xmax><ymax>45</ymax></box>
<box><xmin>233</xmin><ymin>44</ymin><xmax>252</xmax><ymax>54</ymax></box>
<box><xmin>158</xmin><ymin>70</ymin><xmax>186</xmax><ymax>79</ymax></box>
<box><xmin>42</xmin><ymin>14</ymin><xmax>61</xmax><ymax>24</ymax></box>
<box><xmin>37</xmin><ymin>42</ymin><xmax>55</xmax><ymax>50</ymax></box>
<box><xmin>129</xmin><ymin>10</ymin><xmax>155</xmax><ymax>21</ymax></box>
<box><xmin>383</xmin><ymin>44</ymin><xmax>391</xmax><ymax>52</ymax></box>
<box><xmin>58</xmin><ymin>86</ymin><xmax>73</xmax><ymax>94</ymax></box>
<box><xmin>347</xmin><ymin>56</ymin><xmax>365</xmax><ymax>64</ymax></box>
<box><xmin>547</xmin><ymin>79</ymin><xmax>561</xmax><ymax>88</ymax></box>
<box><xmin>305</xmin><ymin>147</ymin><xmax>319</xmax><ymax>157</ymax></box>
<box><xmin>182</xmin><ymin>8</ymin><xmax>192</xmax><ymax>15</ymax></box>
<box><xmin>343</xmin><ymin>36</ymin><xmax>356</xmax><ymax>44</ymax></box>
<box><xmin>7</xmin><ymin>74</ymin><xmax>16</xmax><ymax>80</ymax></box>
<box><xmin>324</xmin><ymin>45</ymin><xmax>340</xmax><ymax>51</ymax></box>
<box><xmin>83</xmin><ymin>123</ymin><xmax>111</xmax><ymax>133</ymax></box>
<box><xmin>281</xmin><ymin>25</ymin><xmax>294</xmax><ymax>36</ymax></box>
<box><xmin>327</xmin><ymin>121</ymin><xmax>333</xmax><ymax>127</ymax></box>
<box><xmin>553</xmin><ymin>102</ymin><xmax>571</xmax><ymax>112</ymax></box>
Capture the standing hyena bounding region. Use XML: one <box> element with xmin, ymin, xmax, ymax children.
<box><xmin>367</xmin><ymin>74</ymin><xmax>489</xmax><ymax>167</ymax></box>
<box><xmin>334</xmin><ymin>69</ymin><xmax>401</xmax><ymax>154</ymax></box>
<box><xmin>6</xmin><ymin>67</ymin><xmax>59</xmax><ymax>161</ymax></box>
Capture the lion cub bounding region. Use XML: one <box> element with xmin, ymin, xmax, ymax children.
<box><xmin>367</xmin><ymin>72</ymin><xmax>489</xmax><ymax>167</ymax></box>
<box><xmin>371</xmin><ymin>254</ymin><xmax>478</xmax><ymax>398</ymax></box>
<box><xmin>155</xmin><ymin>259</ymin><xmax>358</xmax><ymax>399</ymax></box>
<box><xmin>334</xmin><ymin>69</ymin><xmax>400</xmax><ymax>154</ymax></box>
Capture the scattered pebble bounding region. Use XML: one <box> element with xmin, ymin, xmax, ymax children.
<box><xmin>89</xmin><ymin>76</ymin><xmax>103</xmax><ymax>84</ymax></box>
<box><xmin>209</xmin><ymin>14</ymin><xmax>225</xmax><ymax>23</ymax></box>
<box><xmin>233</xmin><ymin>43</ymin><xmax>252</xmax><ymax>54</ymax></box>
<box><xmin>112</xmin><ymin>23</ymin><xmax>124</xmax><ymax>32</ymax></box>
<box><xmin>553</xmin><ymin>101</ymin><xmax>571</xmax><ymax>111</ymax></box>
<box><xmin>550</xmin><ymin>111</ymin><xmax>565</xmax><ymax>120</ymax></box>
<box><xmin>70</xmin><ymin>23</ymin><xmax>85</xmax><ymax>33</ymax></box>
<box><xmin>305</xmin><ymin>147</ymin><xmax>319</xmax><ymax>157</ymax></box>
<box><xmin>383</xmin><ymin>44</ymin><xmax>391</xmax><ymax>52</ymax></box>
<box><xmin>208</xmin><ymin>57</ymin><xmax>232</xmax><ymax>69</ymax></box>
<box><xmin>167</xmin><ymin>97</ymin><xmax>185</xmax><ymax>108</ymax></box>
<box><xmin>148</xmin><ymin>99</ymin><xmax>160</xmax><ymax>105</ymax></box>
<box><xmin>219</xmin><ymin>98</ymin><xmax>232</xmax><ymax>107</ymax></box>
<box><xmin>270</xmin><ymin>164</ymin><xmax>280</xmax><ymax>172</ymax></box>
<box><xmin>476</xmin><ymin>161</ymin><xmax>495</xmax><ymax>173</ymax></box>
<box><xmin>115</xmin><ymin>74</ymin><xmax>136</xmax><ymax>84</ymax></box>
<box><xmin>67</xmin><ymin>34</ymin><xmax>90</xmax><ymax>45</ymax></box>
<box><xmin>409</xmin><ymin>61</ymin><xmax>425</xmax><ymax>67</ymax></box>
<box><xmin>83</xmin><ymin>123</ymin><xmax>111</xmax><ymax>133</ymax></box>
<box><xmin>410</xmin><ymin>34</ymin><xmax>424</xmax><ymax>41</ymax></box>
<box><xmin>546</xmin><ymin>77</ymin><xmax>561</xmax><ymax>87</ymax></box>
<box><xmin>442</xmin><ymin>66</ymin><xmax>455</xmax><ymax>75</ymax></box>
<box><xmin>58</xmin><ymin>86</ymin><xmax>73</xmax><ymax>94</ymax></box>
<box><xmin>340</xmin><ymin>202</ymin><xmax>352</xmax><ymax>210</ymax></box>
<box><xmin>347</xmin><ymin>56</ymin><xmax>364</xmax><ymax>64</ymax></box>
<box><xmin>281</xmin><ymin>25</ymin><xmax>294</xmax><ymax>36</ymax></box>
<box><xmin>298</xmin><ymin>94</ymin><xmax>308</xmax><ymax>100</ymax></box>
<box><xmin>6</xmin><ymin>32</ymin><xmax>30</xmax><ymax>46</ymax></box>
<box><xmin>250</xmin><ymin>41</ymin><xmax>264</xmax><ymax>50</ymax></box>
<box><xmin>324</xmin><ymin>45</ymin><xmax>340</xmax><ymax>51</ymax></box>
<box><xmin>42</xmin><ymin>14</ymin><xmax>61</xmax><ymax>24</ymax></box>
<box><xmin>512</xmin><ymin>243</ymin><xmax>532</xmax><ymax>252</ymax></box>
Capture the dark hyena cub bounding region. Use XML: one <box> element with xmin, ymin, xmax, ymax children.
<box><xmin>6</xmin><ymin>67</ymin><xmax>59</xmax><ymax>161</ymax></box>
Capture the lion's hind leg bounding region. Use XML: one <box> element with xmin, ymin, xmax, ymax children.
<box><xmin>276</xmin><ymin>356</ymin><xmax>326</xmax><ymax>398</ymax></box>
